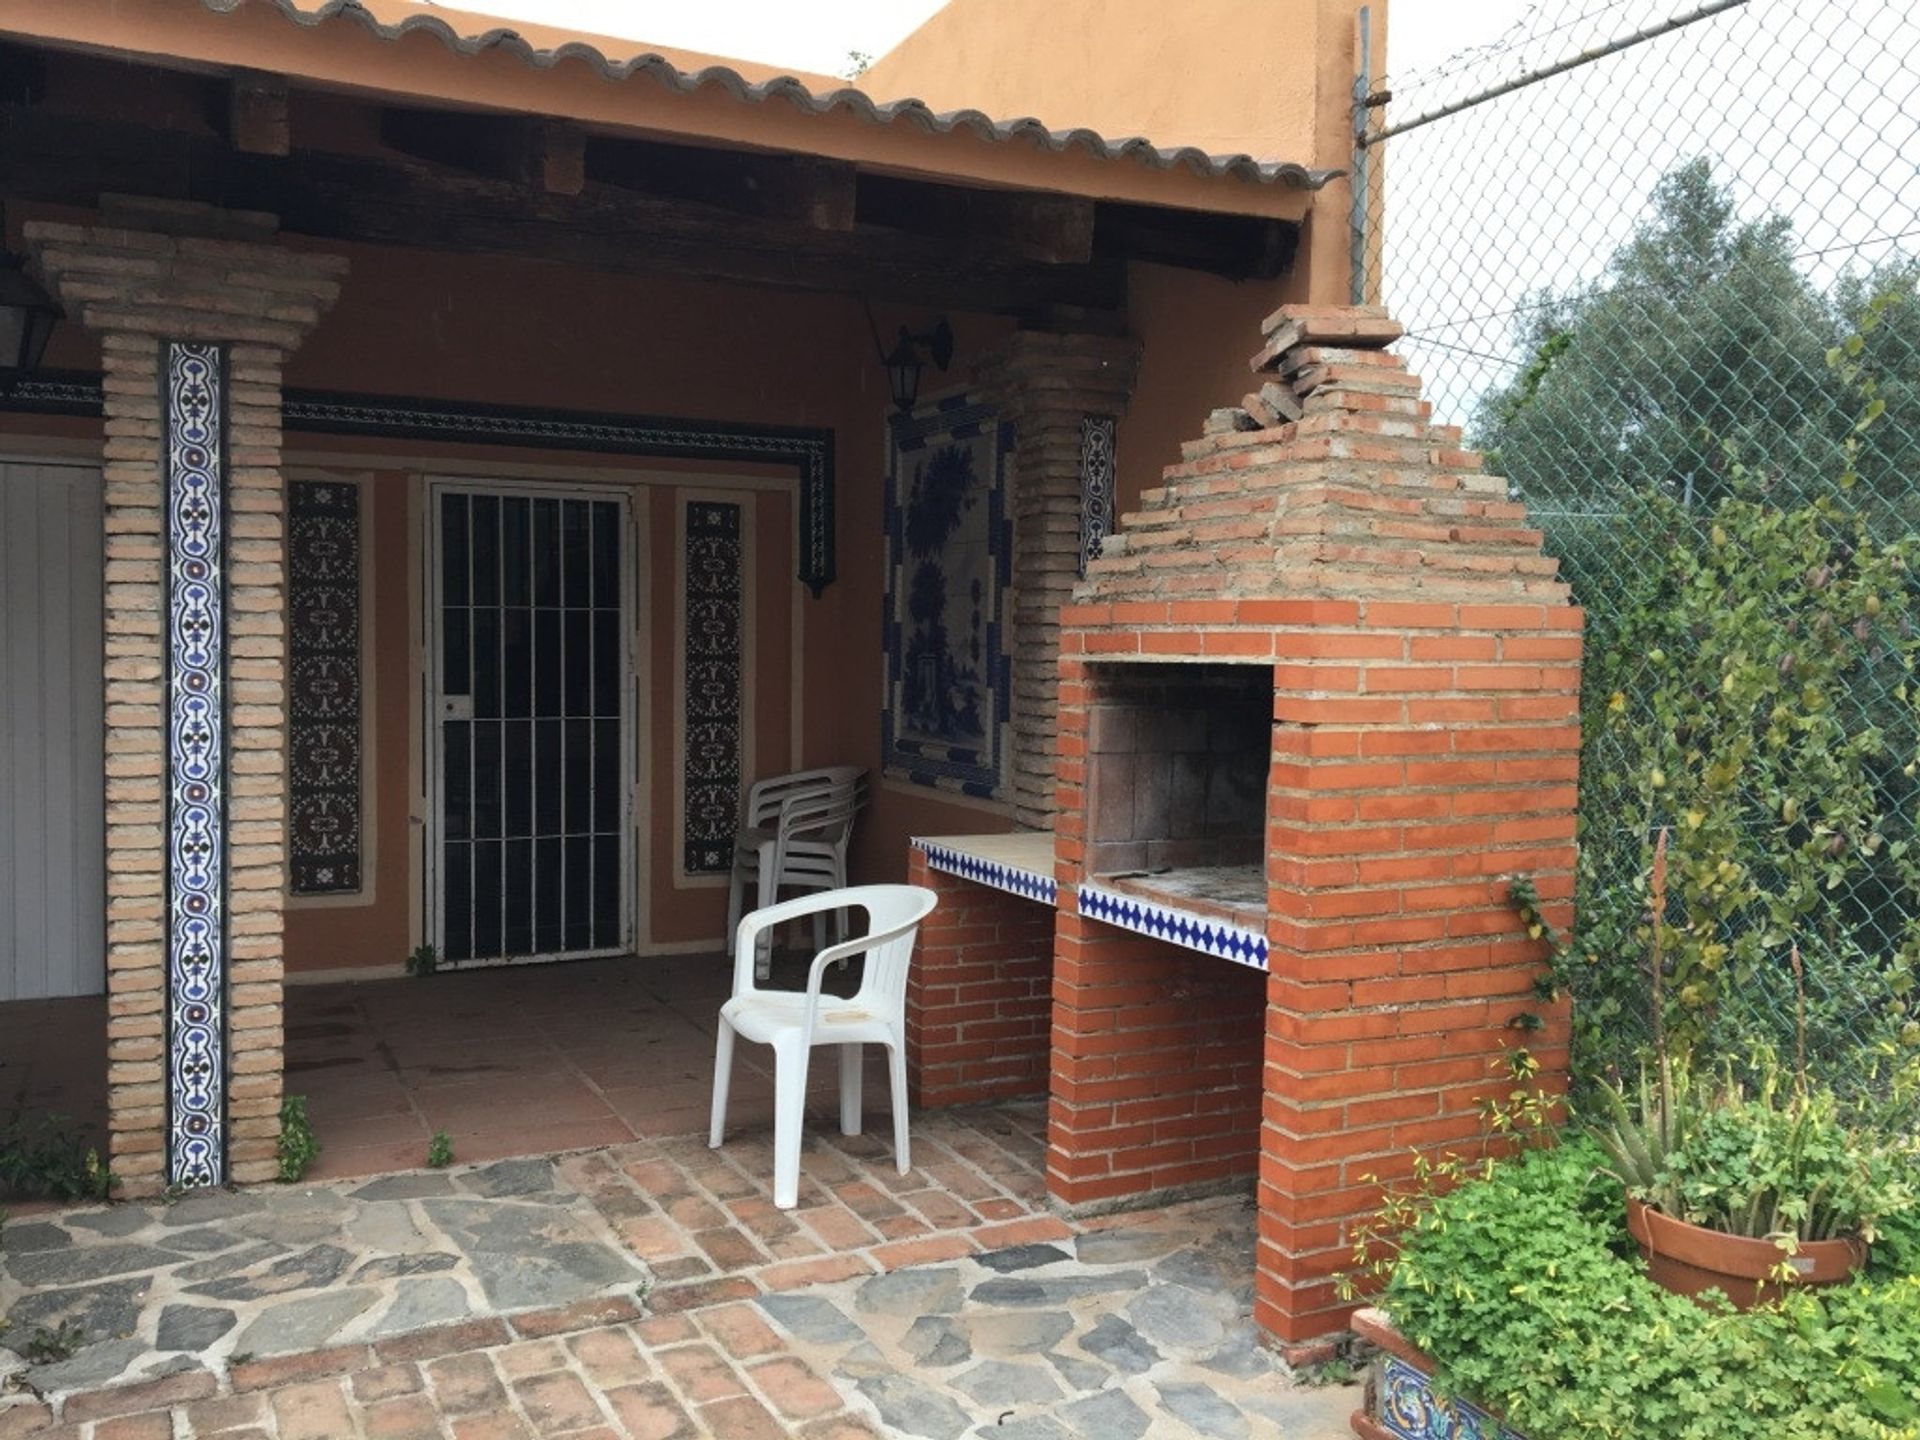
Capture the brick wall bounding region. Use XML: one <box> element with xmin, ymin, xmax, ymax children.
<box><xmin>1052</xmin><ymin>306</ymin><xmax>1581</xmax><ymax>1347</ymax></box>
<box><xmin>1256</xmin><ymin>597</ymin><xmax>1577</xmax><ymax>1344</ymax></box>
<box><xmin>905</xmin><ymin>848</ymin><xmax>1054</xmax><ymax>1109</ymax></box>
<box><xmin>1048</xmin><ymin>898</ymin><xmax>1266</xmax><ymax>1208</ymax></box>
<box><xmin>27</xmin><ymin>201</ymin><xmax>345</xmax><ymax>1193</ymax></box>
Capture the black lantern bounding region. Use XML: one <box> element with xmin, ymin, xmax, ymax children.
<box><xmin>878</xmin><ymin>318</ymin><xmax>954</xmax><ymax>414</ymax></box>
<box><xmin>0</xmin><ymin>245</ymin><xmax>59</xmax><ymax>394</ymax></box>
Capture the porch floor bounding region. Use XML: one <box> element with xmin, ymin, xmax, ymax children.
<box><xmin>289</xmin><ymin>951</ymin><xmax>887</xmax><ymax>1183</ymax></box>
<box><xmin>1</xmin><ymin>957</ymin><xmax>1364</xmax><ymax>1435</ymax></box>
<box><xmin>0</xmin><ymin>995</ymin><xmax>109</xmax><ymax>1163</ymax></box>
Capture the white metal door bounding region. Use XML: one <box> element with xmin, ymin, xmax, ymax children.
<box><xmin>0</xmin><ymin>461</ymin><xmax>106</xmax><ymax>1000</ymax></box>
<box><xmin>427</xmin><ymin>483</ymin><xmax>634</xmax><ymax>965</ymax></box>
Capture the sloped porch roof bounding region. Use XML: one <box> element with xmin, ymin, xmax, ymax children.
<box><xmin>0</xmin><ymin>0</ymin><xmax>1336</xmax><ymax>226</ymax></box>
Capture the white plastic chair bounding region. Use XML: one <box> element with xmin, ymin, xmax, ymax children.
<box><xmin>709</xmin><ymin>884</ymin><xmax>938</xmax><ymax>1210</ymax></box>
<box><xmin>725</xmin><ymin>767</ymin><xmax>868</xmax><ymax>975</ymax></box>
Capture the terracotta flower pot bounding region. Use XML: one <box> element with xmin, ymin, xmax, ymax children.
<box><xmin>1625</xmin><ymin>1198</ymin><xmax>1866</xmax><ymax>1309</ymax></box>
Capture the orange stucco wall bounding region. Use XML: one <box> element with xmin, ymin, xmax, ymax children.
<box><xmin>5</xmin><ymin>175</ymin><xmax>1312</xmax><ymax>977</ymax></box>
<box><xmin>271</xmin><ymin>240</ymin><xmax>1025</xmax><ymax>972</ymax></box>
<box><xmin>864</xmin><ymin>0</ymin><xmax>1385</xmax><ymax>303</ymax></box>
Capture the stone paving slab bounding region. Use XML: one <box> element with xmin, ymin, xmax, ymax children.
<box><xmin>760</xmin><ymin>1195</ymin><xmax>1357</xmax><ymax>1440</ymax></box>
<box><xmin>1</xmin><ymin>1159</ymin><xmax>647</xmax><ymax>1400</ymax></box>
<box><xmin>2</xmin><ymin>1102</ymin><xmax>1360</xmax><ymax>1436</ymax></box>
<box><xmin>0</xmin><ymin>1195</ymin><xmax>1360</xmax><ymax>1439</ymax></box>
<box><xmin>1</xmin><ymin>1104</ymin><xmax>1054</xmax><ymax>1411</ymax></box>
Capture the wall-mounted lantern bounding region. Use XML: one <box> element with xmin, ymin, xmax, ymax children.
<box><xmin>869</xmin><ymin>306</ymin><xmax>955</xmax><ymax>414</ymax></box>
<box><xmin>0</xmin><ymin>217</ymin><xmax>60</xmax><ymax>394</ymax></box>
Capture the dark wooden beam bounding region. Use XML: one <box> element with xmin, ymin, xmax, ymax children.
<box><xmin>0</xmin><ymin>105</ymin><xmax>1125</xmax><ymax>315</ymax></box>
<box><xmin>380</xmin><ymin>106</ymin><xmax>583</xmax><ymax>195</ymax></box>
<box><xmin>857</xmin><ymin>174</ymin><xmax>1095</xmax><ymax>265</ymax></box>
<box><xmin>227</xmin><ymin>71</ymin><xmax>289</xmax><ymax>157</ymax></box>
<box><xmin>531</xmin><ymin>121</ymin><xmax>587</xmax><ymax>198</ymax></box>
<box><xmin>1093</xmin><ymin>200</ymin><xmax>1298</xmax><ymax>282</ymax></box>
<box><xmin>584</xmin><ymin>134</ymin><xmax>857</xmax><ymax>231</ymax></box>
<box><xmin>0</xmin><ymin>43</ymin><xmax>46</xmax><ymax>108</ymax></box>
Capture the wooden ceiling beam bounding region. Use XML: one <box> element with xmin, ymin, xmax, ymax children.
<box><xmin>0</xmin><ymin>105</ymin><xmax>1126</xmax><ymax>315</ymax></box>
<box><xmin>0</xmin><ymin>43</ymin><xmax>46</xmax><ymax>108</ymax></box>
<box><xmin>857</xmin><ymin>174</ymin><xmax>1096</xmax><ymax>266</ymax></box>
<box><xmin>227</xmin><ymin>70</ymin><xmax>289</xmax><ymax>157</ymax></box>
<box><xmin>1094</xmin><ymin>200</ymin><xmax>1298</xmax><ymax>282</ymax></box>
<box><xmin>380</xmin><ymin>106</ymin><xmax>585</xmax><ymax>195</ymax></box>
<box><xmin>584</xmin><ymin>134</ymin><xmax>857</xmax><ymax>232</ymax></box>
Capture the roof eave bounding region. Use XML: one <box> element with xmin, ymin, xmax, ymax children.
<box><xmin>0</xmin><ymin>0</ymin><xmax>1334</xmax><ymax>220</ymax></box>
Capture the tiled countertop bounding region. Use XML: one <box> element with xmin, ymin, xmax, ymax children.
<box><xmin>914</xmin><ymin>832</ymin><xmax>1057</xmax><ymax>904</ymax></box>
<box><xmin>912</xmin><ymin>835</ymin><xmax>1271</xmax><ymax>971</ymax></box>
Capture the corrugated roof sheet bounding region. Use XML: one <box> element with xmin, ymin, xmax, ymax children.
<box><xmin>199</xmin><ymin>0</ymin><xmax>1339</xmax><ymax>190</ymax></box>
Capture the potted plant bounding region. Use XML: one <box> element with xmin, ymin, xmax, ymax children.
<box><xmin>1584</xmin><ymin>831</ymin><xmax>1916</xmax><ymax>1304</ymax></box>
<box><xmin>1590</xmin><ymin>1056</ymin><xmax>1885</xmax><ymax>1306</ymax></box>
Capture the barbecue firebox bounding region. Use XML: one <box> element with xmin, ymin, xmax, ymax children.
<box><xmin>1083</xmin><ymin>660</ymin><xmax>1271</xmax><ymax>922</ymax></box>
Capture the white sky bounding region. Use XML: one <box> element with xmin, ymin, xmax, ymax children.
<box><xmin>429</xmin><ymin>0</ymin><xmax>1522</xmax><ymax>80</ymax></box>
<box><xmin>1370</xmin><ymin>0</ymin><xmax>1920</xmax><ymax>425</ymax></box>
<box><xmin>425</xmin><ymin>0</ymin><xmax>945</xmax><ymax>75</ymax></box>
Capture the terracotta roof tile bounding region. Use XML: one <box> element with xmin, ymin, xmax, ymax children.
<box><xmin>200</xmin><ymin>0</ymin><xmax>1339</xmax><ymax>190</ymax></box>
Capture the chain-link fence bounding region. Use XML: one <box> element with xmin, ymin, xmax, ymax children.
<box><xmin>1359</xmin><ymin>0</ymin><xmax>1920</xmax><ymax>1084</ymax></box>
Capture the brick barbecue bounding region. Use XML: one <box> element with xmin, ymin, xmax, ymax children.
<box><xmin>911</xmin><ymin>304</ymin><xmax>1582</xmax><ymax>1353</ymax></box>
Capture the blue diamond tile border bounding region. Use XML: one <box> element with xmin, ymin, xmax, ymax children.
<box><xmin>1074</xmin><ymin>883</ymin><xmax>1269</xmax><ymax>971</ymax></box>
<box><xmin>914</xmin><ymin>840</ymin><xmax>1056</xmax><ymax>905</ymax></box>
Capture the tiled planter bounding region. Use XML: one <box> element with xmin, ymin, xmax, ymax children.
<box><xmin>1350</xmin><ymin>1308</ymin><xmax>1532</xmax><ymax>1440</ymax></box>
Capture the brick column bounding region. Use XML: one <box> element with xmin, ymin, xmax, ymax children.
<box><xmin>1054</xmin><ymin>306</ymin><xmax>1581</xmax><ymax>1350</ymax></box>
<box><xmin>1256</xmin><ymin>591</ymin><xmax>1579</xmax><ymax>1348</ymax></box>
<box><xmin>28</xmin><ymin>201</ymin><xmax>346</xmax><ymax>1193</ymax></box>
<box><xmin>905</xmin><ymin>847</ymin><xmax>1055</xmax><ymax>1108</ymax></box>
<box><xmin>977</xmin><ymin>330</ymin><xmax>1141</xmax><ymax>830</ymax></box>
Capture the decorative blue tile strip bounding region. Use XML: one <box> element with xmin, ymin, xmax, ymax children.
<box><xmin>164</xmin><ymin>341</ymin><xmax>228</xmax><ymax>1189</ymax></box>
<box><xmin>1077</xmin><ymin>415</ymin><xmax>1115</xmax><ymax>578</ymax></box>
<box><xmin>683</xmin><ymin>501</ymin><xmax>744</xmax><ymax>874</ymax></box>
<box><xmin>1377</xmin><ymin>1356</ymin><xmax>1527</xmax><ymax>1440</ymax></box>
<box><xmin>915</xmin><ymin>841</ymin><xmax>1057</xmax><ymax>905</ymax></box>
<box><xmin>1074</xmin><ymin>883</ymin><xmax>1269</xmax><ymax>971</ymax></box>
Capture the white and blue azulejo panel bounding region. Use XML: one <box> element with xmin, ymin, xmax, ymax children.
<box><xmin>916</xmin><ymin>841</ymin><xmax>1056</xmax><ymax>905</ymax></box>
<box><xmin>165</xmin><ymin>340</ymin><xmax>228</xmax><ymax>1190</ymax></box>
<box><xmin>1378</xmin><ymin>1356</ymin><xmax>1528</xmax><ymax>1440</ymax></box>
<box><xmin>1074</xmin><ymin>884</ymin><xmax>1269</xmax><ymax>971</ymax></box>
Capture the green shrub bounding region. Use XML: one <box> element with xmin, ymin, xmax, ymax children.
<box><xmin>1571</xmin><ymin>485</ymin><xmax>1920</xmax><ymax>1083</ymax></box>
<box><xmin>275</xmin><ymin>1095</ymin><xmax>320</xmax><ymax>1183</ymax></box>
<box><xmin>0</xmin><ymin>1114</ymin><xmax>115</xmax><ymax>1202</ymax></box>
<box><xmin>21</xmin><ymin>1320</ymin><xmax>86</xmax><ymax>1364</ymax></box>
<box><xmin>1373</xmin><ymin>1142</ymin><xmax>1920</xmax><ymax>1439</ymax></box>
<box><xmin>426</xmin><ymin>1130</ymin><xmax>453</xmax><ymax>1169</ymax></box>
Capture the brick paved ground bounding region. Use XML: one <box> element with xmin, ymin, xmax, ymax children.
<box><xmin>0</xmin><ymin>1299</ymin><xmax>884</xmax><ymax>1439</ymax></box>
<box><xmin>561</xmin><ymin>1103</ymin><xmax>1058</xmax><ymax>1308</ymax></box>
